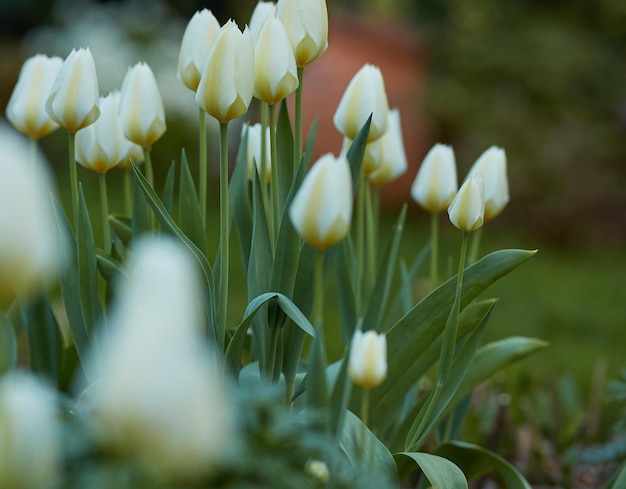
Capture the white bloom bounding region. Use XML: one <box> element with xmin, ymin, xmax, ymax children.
<box><xmin>411</xmin><ymin>144</ymin><xmax>458</xmax><ymax>213</ymax></box>
<box><xmin>249</xmin><ymin>1</ymin><xmax>277</xmax><ymax>40</ymax></box>
<box><xmin>349</xmin><ymin>330</ymin><xmax>387</xmax><ymax>389</ymax></box>
<box><xmin>368</xmin><ymin>108</ymin><xmax>408</xmax><ymax>185</ymax></box>
<box><xmin>244</xmin><ymin>123</ymin><xmax>271</xmax><ymax>182</ymax></box>
<box><xmin>0</xmin><ymin>372</ymin><xmax>60</xmax><ymax>489</ymax></box>
<box><xmin>448</xmin><ymin>175</ymin><xmax>485</xmax><ymax>232</ymax></box>
<box><xmin>86</xmin><ymin>236</ymin><xmax>233</xmax><ymax>481</ymax></box>
<box><xmin>276</xmin><ymin>0</ymin><xmax>328</xmax><ymax>67</ymax></box>
<box><xmin>466</xmin><ymin>146</ymin><xmax>509</xmax><ymax>221</ymax></box>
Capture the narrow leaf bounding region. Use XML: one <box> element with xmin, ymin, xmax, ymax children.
<box><xmin>395</xmin><ymin>452</ymin><xmax>467</xmax><ymax>488</ymax></box>
<box><xmin>178</xmin><ymin>150</ymin><xmax>207</xmax><ymax>252</ymax></box>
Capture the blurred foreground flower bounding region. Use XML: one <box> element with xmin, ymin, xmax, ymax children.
<box><xmin>0</xmin><ymin>123</ymin><xmax>62</xmax><ymax>307</ymax></box>
<box><xmin>196</xmin><ymin>20</ymin><xmax>254</xmax><ymax>123</ymax></box>
<box><xmin>85</xmin><ymin>236</ymin><xmax>234</xmax><ymax>482</ymax></box>
<box><xmin>276</xmin><ymin>0</ymin><xmax>328</xmax><ymax>67</ymax></box>
<box><xmin>244</xmin><ymin>122</ymin><xmax>271</xmax><ymax>182</ymax></box>
<box><xmin>0</xmin><ymin>372</ymin><xmax>60</xmax><ymax>489</ymax></box>
<box><xmin>118</xmin><ymin>62</ymin><xmax>166</xmax><ymax>148</ymax></box>
<box><xmin>411</xmin><ymin>144</ymin><xmax>458</xmax><ymax>213</ymax></box>
<box><xmin>6</xmin><ymin>54</ymin><xmax>63</xmax><ymax>139</ymax></box>
<box><xmin>289</xmin><ymin>153</ymin><xmax>353</xmax><ymax>250</ymax></box>
<box><xmin>349</xmin><ymin>330</ymin><xmax>387</xmax><ymax>389</ymax></box>
<box><xmin>45</xmin><ymin>48</ymin><xmax>100</xmax><ymax>133</ymax></box>
<box><xmin>466</xmin><ymin>146</ymin><xmax>509</xmax><ymax>221</ymax></box>
<box><xmin>334</xmin><ymin>64</ymin><xmax>389</xmax><ymax>142</ymax></box>
<box><xmin>177</xmin><ymin>9</ymin><xmax>220</xmax><ymax>92</ymax></box>
<box><xmin>448</xmin><ymin>175</ymin><xmax>485</xmax><ymax>233</ymax></box>
<box><xmin>368</xmin><ymin>108</ymin><xmax>408</xmax><ymax>185</ymax></box>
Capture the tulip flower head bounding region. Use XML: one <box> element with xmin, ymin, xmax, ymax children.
<box><xmin>45</xmin><ymin>47</ymin><xmax>100</xmax><ymax>133</ymax></box>
<box><xmin>334</xmin><ymin>64</ymin><xmax>389</xmax><ymax>142</ymax></box>
<box><xmin>448</xmin><ymin>175</ymin><xmax>485</xmax><ymax>233</ymax></box>
<box><xmin>368</xmin><ymin>108</ymin><xmax>408</xmax><ymax>186</ymax></box>
<box><xmin>411</xmin><ymin>144</ymin><xmax>458</xmax><ymax>213</ymax></box>
<box><xmin>289</xmin><ymin>153</ymin><xmax>353</xmax><ymax>250</ymax></box>
<box><xmin>249</xmin><ymin>1</ymin><xmax>277</xmax><ymax>40</ymax></box>
<box><xmin>75</xmin><ymin>92</ymin><xmax>127</xmax><ymax>173</ymax></box>
<box><xmin>196</xmin><ymin>21</ymin><xmax>255</xmax><ymax>123</ymax></box>
<box><xmin>0</xmin><ymin>373</ymin><xmax>60</xmax><ymax>489</ymax></box>
<box><xmin>349</xmin><ymin>330</ymin><xmax>387</xmax><ymax>389</ymax></box>
<box><xmin>466</xmin><ymin>146</ymin><xmax>509</xmax><ymax>221</ymax></box>
<box><xmin>276</xmin><ymin>0</ymin><xmax>328</xmax><ymax>67</ymax></box>
<box><xmin>87</xmin><ymin>236</ymin><xmax>234</xmax><ymax>481</ymax></box>
<box><xmin>6</xmin><ymin>54</ymin><xmax>63</xmax><ymax>139</ymax></box>
<box><xmin>244</xmin><ymin>123</ymin><xmax>271</xmax><ymax>182</ymax></box>
<box><xmin>253</xmin><ymin>17</ymin><xmax>299</xmax><ymax>104</ymax></box>
<box><xmin>118</xmin><ymin>62</ymin><xmax>166</xmax><ymax>148</ymax></box>
<box><xmin>0</xmin><ymin>123</ymin><xmax>62</xmax><ymax>307</ymax></box>
<box><xmin>177</xmin><ymin>9</ymin><xmax>221</xmax><ymax>92</ymax></box>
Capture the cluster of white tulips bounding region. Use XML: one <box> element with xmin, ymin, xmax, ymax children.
<box><xmin>0</xmin><ymin>0</ymin><xmax>540</xmax><ymax>488</ymax></box>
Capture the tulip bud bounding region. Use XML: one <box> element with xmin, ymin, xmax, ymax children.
<box><xmin>177</xmin><ymin>9</ymin><xmax>221</xmax><ymax>92</ymax></box>
<box><xmin>289</xmin><ymin>153</ymin><xmax>352</xmax><ymax>250</ymax></box>
<box><xmin>118</xmin><ymin>62</ymin><xmax>167</xmax><ymax>148</ymax></box>
<box><xmin>244</xmin><ymin>123</ymin><xmax>271</xmax><ymax>182</ymax></box>
<box><xmin>447</xmin><ymin>175</ymin><xmax>485</xmax><ymax>233</ymax></box>
<box><xmin>196</xmin><ymin>21</ymin><xmax>255</xmax><ymax>123</ymax></box>
<box><xmin>75</xmin><ymin>92</ymin><xmax>127</xmax><ymax>173</ymax></box>
<box><xmin>466</xmin><ymin>146</ymin><xmax>509</xmax><ymax>221</ymax></box>
<box><xmin>368</xmin><ymin>108</ymin><xmax>408</xmax><ymax>186</ymax></box>
<box><xmin>45</xmin><ymin>48</ymin><xmax>100</xmax><ymax>133</ymax></box>
<box><xmin>87</xmin><ymin>236</ymin><xmax>234</xmax><ymax>481</ymax></box>
<box><xmin>254</xmin><ymin>17</ymin><xmax>299</xmax><ymax>104</ymax></box>
<box><xmin>249</xmin><ymin>1</ymin><xmax>276</xmax><ymax>40</ymax></box>
<box><xmin>0</xmin><ymin>123</ymin><xmax>62</xmax><ymax>307</ymax></box>
<box><xmin>6</xmin><ymin>54</ymin><xmax>63</xmax><ymax>139</ymax></box>
<box><xmin>276</xmin><ymin>0</ymin><xmax>328</xmax><ymax>67</ymax></box>
<box><xmin>411</xmin><ymin>144</ymin><xmax>458</xmax><ymax>213</ymax></box>
<box><xmin>349</xmin><ymin>330</ymin><xmax>387</xmax><ymax>389</ymax></box>
<box><xmin>333</xmin><ymin>64</ymin><xmax>389</xmax><ymax>142</ymax></box>
<box><xmin>0</xmin><ymin>372</ymin><xmax>60</xmax><ymax>489</ymax></box>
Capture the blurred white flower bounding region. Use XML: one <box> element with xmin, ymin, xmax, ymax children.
<box><xmin>466</xmin><ymin>146</ymin><xmax>509</xmax><ymax>221</ymax></box>
<box><xmin>411</xmin><ymin>144</ymin><xmax>458</xmax><ymax>213</ymax></box>
<box><xmin>0</xmin><ymin>122</ymin><xmax>62</xmax><ymax>307</ymax></box>
<box><xmin>6</xmin><ymin>54</ymin><xmax>63</xmax><ymax>139</ymax></box>
<box><xmin>349</xmin><ymin>330</ymin><xmax>387</xmax><ymax>389</ymax></box>
<box><xmin>0</xmin><ymin>372</ymin><xmax>60</xmax><ymax>489</ymax></box>
<box><xmin>86</xmin><ymin>236</ymin><xmax>234</xmax><ymax>481</ymax></box>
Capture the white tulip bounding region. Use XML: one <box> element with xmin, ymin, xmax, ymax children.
<box><xmin>349</xmin><ymin>330</ymin><xmax>387</xmax><ymax>389</ymax></box>
<box><xmin>368</xmin><ymin>108</ymin><xmax>408</xmax><ymax>186</ymax></box>
<box><xmin>466</xmin><ymin>146</ymin><xmax>509</xmax><ymax>221</ymax></box>
<box><xmin>448</xmin><ymin>175</ymin><xmax>485</xmax><ymax>233</ymax></box>
<box><xmin>249</xmin><ymin>1</ymin><xmax>277</xmax><ymax>40</ymax></box>
<box><xmin>276</xmin><ymin>0</ymin><xmax>328</xmax><ymax>67</ymax></box>
<box><xmin>411</xmin><ymin>144</ymin><xmax>458</xmax><ymax>213</ymax></box>
<box><xmin>244</xmin><ymin>123</ymin><xmax>271</xmax><ymax>182</ymax></box>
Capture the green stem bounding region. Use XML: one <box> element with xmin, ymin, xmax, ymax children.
<box><xmin>359</xmin><ymin>388</ymin><xmax>370</xmax><ymax>462</ymax></box>
<box><xmin>198</xmin><ymin>107</ymin><xmax>207</xmax><ymax>226</ymax></box>
<box><xmin>467</xmin><ymin>226</ymin><xmax>483</xmax><ymax>265</ymax></box>
<box><xmin>123</xmin><ymin>167</ymin><xmax>131</xmax><ymax>216</ymax></box>
<box><xmin>294</xmin><ymin>66</ymin><xmax>304</xmax><ymax>171</ymax></box>
<box><xmin>355</xmin><ymin>169</ymin><xmax>366</xmax><ymax>316</ymax></box>
<box><xmin>313</xmin><ymin>251</ymin><xmax>325</xmax><ymax>338</ymax></box>
<box><xmin>430</xmin><ymin>212</ymin><xmax>440</xmax><ymax>291</ymax></box>
<box><xmin>98</xmin><ymin>173</ymin><xmax>111</xmax><ymax>254</ymax></box>
<box><xmin>269</xmin><ymin>103</ymin><xmax>279</xmax><ymax>247</ymax></box>
<box><xmin>437</xmin><ymin>232</ymin><xmax>470</xmax><ymax>385</ymax></box>
<box><xmin>260</xmin><ymin>102</ymin><xmax>271</xmax><ymax>224</ymax></box>
<box><xmin>143</xmin><ymin>147</ymin><xmax>154</xmax><ymax>188</ymax></box>
<box><xmin>218</xmin><ymin>122</ymin><xmax>230</xmax><ymax>349</ymax></box>
<box><xmin>68</xmin><ymin>131</ymin><xmax>78</xmax><ymax>227</ymax></box>
<box><xmin>365</xmin><ymin>180</ymin><xmax>377</xmax><ymax>294</ymax></box>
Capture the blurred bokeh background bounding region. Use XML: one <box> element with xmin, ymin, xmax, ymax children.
<box><xmin>2</xmin><ymin>0</ymin><xmax>625</xmax><ymax>482</ymax></box>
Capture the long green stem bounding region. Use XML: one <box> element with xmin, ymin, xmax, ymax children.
<box><xmin>143</xmin><ymin>147</ymin><xmax>154</xmax><ymax>188</ymax></box>
<box><xmin>294</xmin><ymin>66</ymin><xmax>304</xmax><ymax>171</ymax></box>
<box><xmin>260</xmin><ymin>102</ymin><xmax>271</xmax><ymax>224</ymax></box>
<box><xmin>269</xmin><ymin>104</ymin><xmax>279</xmax><ymax>247</ymax></box>
<box><xmin>313</xmin><ymin>251</ymin><xmax>325</xmax><ymax>337</ymax></box>
<box><xmin>467</xmin><ymin>226</ymin><xmax>483</xmax><ymax>265</ymax></box>
<box><xmin>438</xmin><ymin>232</ymin><xmax>470</xmax><ymax>384</ymax></box>
<box><xmin>68</xmin><ymin>132</ymin><xmax>78</xmax><ymax>227</ymax></box>
<box><xmin>359</xmin><ymin>388</ymin><xmax>370</xmax><ymax>462</ymax></box>
<box><xmin>430</xmin><ymin>212</ymin><xmax>440</xmax><ymax>291</ymax></box>
<box><xmin>218</xmin><ymin>122</ymin><xmax>230</xmax><ymax>349</ymax></box>
<box><xmin>123</xmin><ymin>167</ymin><xmax>131</xmax><ymax>215</ymax></box>
<box><xmin>198</xmin><ymin>107</ymin><xmax>207</xmax><ymax>225</ymax></box>
<box><xmin>98</xmin><ymin>173</ymin><xmax>111</xmax><ymax>254</ymax></box>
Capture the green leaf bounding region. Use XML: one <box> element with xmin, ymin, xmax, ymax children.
<box><xmin>178</xmin><ymin>150</ymin><xmax>207</xmax><ymax>253</ymax></box>
<box><xmin>369</xmin><ymin>249</ymin><xmax>536</xmax><ymax>424</ymax></box>
<box><xmin>336</xmin><ymin>238</ymin><xmax>357</xmax><ymax>342</ymax></box>
<box><xmin>395</xmin><ymin>452</ymin><xmax>467</xmax><ymax>488</ymax></box>
<box><xmin>162</xmin><ymin>160</ymin><xmax>176</xmax><ymax>215</ymax></box>
<box><xmin>305</xmin><ymin>336</ymin><xmax>328</xmax><ymax>429</ymax></box>
<box><xmin>346</xmin><ymin>116</ymin><xmax>372</xmax><ymax>194</ymax></box>
<box><xmin>339</xmin><ymin>410</ymin><xmax>399</xmax><ymax>485</ymax></box>
<box><xmin>436</xmin><ymin>441</ymin><xmax>531</xmax><ymax>488</ymax></box>
<box><xmin>0</xmin><ymin>313</ymin><xmax>17</xmax><ymax>376</ymax></box>
<box><xmin>276</xmin><ymin>100</ymin><xmax>294</xmax><ymax>215</ymax></box>
<box><xmin>96</xmin><ymin>253</ymin><xmax>124</xmax><ymax>287</ymax></box>
<box><xmin>108</xmin><ymin>214</ymin><xmax>132</xmax><ymax>245</ymax></box>
<box><xmin>231</xmin><ymin>128</ymin><xmax>253</xmax><ymax>273</ymax></box>
<box><xmin>604</xmin><ymin>458</ymin><xmax>626</xmax><ymax>489</ymax></box>
<box><xmin>131</xmin><ymin>167</ymin><xmax>153</xmax><ymax>237</ymax></box>
<box><xmin>328</xmin><ymin>351</ymin><xmax>353</xmax><ymax>439</ymax></box>
<box><xmin>247</xmin><ymin>168</ymin><xmax>272</xmax><ymax>301</ymax></box>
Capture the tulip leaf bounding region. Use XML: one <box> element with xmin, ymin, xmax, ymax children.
<box><xmin>0</xmin><ymin>312</ymin><xmax>17</xmax><ymax>376</ymax></box>
<box><xmin>364</xmin><ymin>205</ymin><xmax>407</xmax><ymax>332</ymax></box>
<box><xmin>96</xmin><ymin>253</ymin><xmax>125</xmax><ymax>287</ymax></box>
<box><xmin>305</xmin><ymin>336</ymin><xmax>328</xmax><ymax>430</ymax></box>
<box><xmin>339</xmin><ymin>410</ymin><xmax>400</xmax><ymax>486</ymax></box>
<box><xmin>225</xmin><ymin>292</ymin><xmax>315</xmax><ymax>377</ymax></box>
<box><xmin>394</xmin><ymin>452</ymin><xmax>467</xmax><ymax>488</ymax></box>
<box><xmin>435</xmin><ymin>441</ymin><xmax>532</xmax><ymax>488</ymax></box>
<box><xmin>162</xmin><ymin>160</ymin><xmax>176</xmax><ymax>215</ymax></box>
<box><xmin>276</xmin><ymin>100</ymin><xmax>294</xmax><ymax>215</ymax></box>
<box><xmin>231</xmin><ymin>128</ymin><xmax>253</xmax><ymax>273</ymax></box>
<box><xmin>178</xmin><ymin>149</ymin><xmax>207</xmax><ymax>253</ymax></box>
<box><xmin>604</xmin><ymin>458</ymin><xmax>626</xmax><ymax>489</ymax></box>
<box><xmin>328</xmin><ymin>350</ymin><xmax>353</xmax><ymax>439</ymax></box>
<box><xmin>108</xmin><ymin>214</ymin><xmax>132</xmax><ymax>245</ymax></box>
<box><xmin>367</xmin><ymin>249</ymin><xmax>536</xmax><ymax>425</ymax></box>
<box><xmin>52</xmin><ymin>199</ymin><xmax>89</xmax><ymax>368</ymax></box>
<box><xmin>346</xmin><ymin>115</ymin><xmax>372</xmax><ymax>195</ymax></box>
<box><xmin>77</xmin><ymin>185</ymin><xmax>103</xmax><ymax>340</ymax></box>
<box><xmin>336</xmin><ymin>238</ymin><xmax>358</xmax><ymax>342</ymax></box>
<box><xmin>247</xmin><ymin>166</ymin><xmax>273</xmax><ymax>301</ymax></box>
<box><xmin>131</xmin><ymin>167</ymin><xmax>153</xmax><ymax>237</ymax></box>
<box><xmin>20</xmin><ymin>297</ymin><xmax>63</xmax><ymax>384</ymax></box>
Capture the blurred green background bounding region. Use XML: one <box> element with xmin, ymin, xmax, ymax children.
<box><xmin>1</xmin><ymin>0</ymin><xmax>625</xmax><ymax>477</ymax></box>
